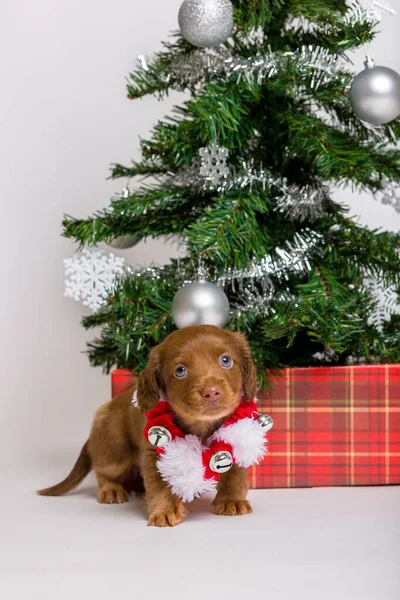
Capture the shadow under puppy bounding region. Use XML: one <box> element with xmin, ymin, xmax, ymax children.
<box><xmin>38</xmin><ymin>325</ymin><xmax>258</xmax><ymax>526</ymax></box>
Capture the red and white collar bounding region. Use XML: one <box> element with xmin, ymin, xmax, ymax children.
<box><xmin>133</xmin><ymin>390</ymin><xmax>273</xmax><ymax>503</ymax></box>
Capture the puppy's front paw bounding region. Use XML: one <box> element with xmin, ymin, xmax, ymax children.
<box><xmin>212</xmin><ymin>498</ymin><xmax>253</xmax><ymax>516</ymax></box>
<box><xmin>148</xmin><ymin>502</ymin><xmax>186</xmax><ymax>527</ymax></box>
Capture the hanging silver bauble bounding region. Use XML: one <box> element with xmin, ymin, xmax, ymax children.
<box><xmin>178</xmin><ymin>0</ymin><xmax>234</xmax><ymax>48</ymax></box>
<box><xmin>108</xmin><ymin>235</ymin><xmax>140</xmax><ymax>249</ymax></box>
<box><xmin>172</xmin><ymin>280</ymin><xmax>230</xmax><ymax>329</ymax></box>
<box><xmin>350</xmin><ymin>61</ymin><xmax>400</xmax><ymax>125</ymax></box>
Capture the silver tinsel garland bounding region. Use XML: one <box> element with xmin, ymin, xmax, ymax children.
<box><xmin>230</xmin><ymin>285</ymin><xmax>298</xmax><ymax>319</ymax></box>
<box><xmin>287</xmin><ymin>1</ymin><xmax>393</xmax><ymax>33</ymax></box>
<box><xmin>230</xmin><ymin>286</ymin><xmax>274</xmax><ymax>318</ymax></box>
<box><xmin>287</xmin><ymin>2</ymin><xmax>378</xmax><ymax>33</ymax></box>
<box><xmin>170</xmin><ymin>45</ymin><xmax>344</xmax><ymax>90</ymax></box>
<box><xmin>217</xmin><ymin>229</ymin><xmax>323</xmax><ymax>286</ymax></box>
<box><xmin>136</xmin><ymin>45</ymin><xmax>345</xmax><ymax>93</ymax></box>
<box><xmin>217</xmin><ymin>229</ymin><xmax>323</xmax><ymax>316</ymax></box>
<box><xmin>178</xmin><ymin>229</ymin><xmax>322</xmax><ymax>319</ymax></box>
<box><xmin>273</xmin><ymin>182</ymin><xmax>330</xmax><ymax>221</ymax></box>
<box><xmin>118</xmin><ymin>228</ymin><xmax>322</xmax><ymax>319</ymax></box>
<box><xmin>171</xmin><ymin>154</ymin><xmax>330</xmax><ymax>221</ymax></box>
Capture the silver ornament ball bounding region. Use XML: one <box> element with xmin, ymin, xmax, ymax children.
<box><xmin>178</xmin><ymin>0</ymin><xmax>234</xmax><ymax>48</ymax></box>
<box><xmin>172</xmin><ymin>280</ymin><xmax>230</xmax><ymax>329</ymax></box>
<box><xmin>108</xmin><ymin>234</ymin><xmax>140</xmax><ymax>249</ymax></box>
<box><xmin>350</xmin><ymin>65</ymin><xmax>400</xmax><ymax>125</ymax></box>
<box><xmin>209</xmin><ymin>450</ymin><xmax>233</xmax><ymax>474</ymax></box>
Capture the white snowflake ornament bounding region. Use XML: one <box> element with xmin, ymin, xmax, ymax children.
<box><xmin>199</xmin><ymin>142</ymin><xmax>229</xmax><ymax>187</ymax></box>
<box><xmin>374</xmin><ymin>179</ymin><xmax>400</xmax><ymax>213</ymax></box>
<box><xmin>364</xmin><ymin>278</ymin><xmax>400</xmax><ymax>332</ymax></box>
<box><xmin>366</xmin><ymin>0</ymin><xmax>395</xmax><ymax>21</ymax></box>
<box><xmin>64</xmin><ymin>249</ymin><xmax>124</xmax><ymax>312</ymax></box>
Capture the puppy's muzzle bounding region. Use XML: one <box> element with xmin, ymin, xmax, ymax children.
<box><xmin>201</xmin><ymin>385</ymin><xmax>222</xmax><ymax>403</ymax></box>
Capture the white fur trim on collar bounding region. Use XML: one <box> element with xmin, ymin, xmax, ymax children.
<box><xmin>209</xmin><ymin>418</ymin><xmax>267</xmax><ymax>468</ymax></box>
<box><xmin>157</xmin><ymin>435</ymin><xmax>217</xmax><ymax>503</ymax></box>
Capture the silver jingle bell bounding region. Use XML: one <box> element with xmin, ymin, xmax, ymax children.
<box><xmin>148</xmin><ymin>426</ymin><xmax>172</xmax><ymax>448</ymax></box>
<box><xmin>209</xmin><ymin>450</ymin><xmax>233</xmax><ymax>474</ymax></box>
<box><xmin>257</xmin><ymin>413</ymin><xmax>274</xmax><ymax>432</ymax></box>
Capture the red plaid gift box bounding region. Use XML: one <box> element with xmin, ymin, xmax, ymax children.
<box><xmin>111</xmin><ymin>369</ymin><xmax>137</xmax><ymax>397</ymax></box>
<box><xmin>111</xmin><ymin>365</ymin><xmax>400</xmax><ymax>488</ymax></box>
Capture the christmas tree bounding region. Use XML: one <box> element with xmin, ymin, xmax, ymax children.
<box><xmin>63</xmin><ymin>0</ymin><xmax>400</xmax><ymax>379</ymax></box>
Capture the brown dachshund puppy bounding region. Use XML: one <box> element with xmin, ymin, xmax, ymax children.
<box><xmin>38</xmin><ymin>325</ymin><xmax>258</xmax><ymax>526</ymax></box>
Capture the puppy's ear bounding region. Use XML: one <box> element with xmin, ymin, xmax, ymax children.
<box><xmin>233</xmin><ymin>332</ymin><xmax>258</xmax><ymax>401</ymax></box>
<box><xmin>137</xmin><ymin>346</ymin><xmax>162</xmax><ymax>411</ymax></box>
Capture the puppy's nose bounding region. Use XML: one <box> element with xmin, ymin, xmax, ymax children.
<box><xmin>201</xmin><ymin>385</ymin><xmax>222</xmax><ymax>402</ymax></box>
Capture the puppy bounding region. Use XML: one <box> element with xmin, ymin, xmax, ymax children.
<box><xmin>38</xmin><ymin>325</ymin><xmax>258</xmax><ymax>526</ymax></box>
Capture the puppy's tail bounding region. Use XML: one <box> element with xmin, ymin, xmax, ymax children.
<box><xmin>37</xmin><ymin>441</ymin><xmax>92</xmax><ymax>496</ymax></box>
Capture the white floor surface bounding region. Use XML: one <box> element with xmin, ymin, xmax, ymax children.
<box><xmin>1</xmin><ymin>466</ymin><xmax>399</xmax><ymax>600</ymax></box>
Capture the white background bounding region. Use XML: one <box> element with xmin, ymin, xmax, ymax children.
<box><xmin>1</xmin><ymin>0</ymin><xmax>399</xmax><ymax>478</ymax></box>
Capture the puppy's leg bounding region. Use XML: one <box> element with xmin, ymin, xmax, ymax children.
<box><xmin>212</xmin><ymin>464</ymin><xmax>252</xmax><ymax>516</ymax></box>
<box><xmin>142</xmin><ymin>447</ymin><xmax>186</xmax><ymax>527</ymax></box>
<box><xmin>89</xmin><ymin>393</ymin><xmax>141</xmax><ymax>505</ymax></box>
<box><xmin>90</xmin><ymin>428</ymin><xmax>135</xmax><ymax>504</ymax></box>
<box><xmin>94</xmin><ymin>460</ymin><xmax>132</xmax><ymax>504</ymax></box>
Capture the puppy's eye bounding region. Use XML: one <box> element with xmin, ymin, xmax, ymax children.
<box><xmin>219</xmin><ymin>355</ymin><xmax>233</xmax><ymax>369</ymax></box>
<box><xmin>174</xmin><ymin>365</ymin><xmax>188</xmax><ymax>379</ymax></box>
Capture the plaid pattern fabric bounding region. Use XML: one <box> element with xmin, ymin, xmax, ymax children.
<box><xmin>111</xmin><ymin>365</ymin><xmax>400</xmax><ymax>488</ymax></box>
<box><xmin>252</xmin><ymin>365</ymin><xmax>400</xmax><ymax>488</ymax></box>
<box><xmin>111</xmin><ymin>368</ymin><xmax>136</xmax><ymax>398</ymax></box>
